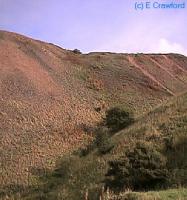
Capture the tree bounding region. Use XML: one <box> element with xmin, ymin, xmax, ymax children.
<box><xmin>105</xmin><ymin>107</ymin><xmax>134</xmax><ymax>132</ymax></box>
<box><xmin>105</xmin><ymin>142</ymin><xmax>169</xmax><ymax>190</ymax></box>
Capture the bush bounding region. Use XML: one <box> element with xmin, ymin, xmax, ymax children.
<box><xmin>105</xmin><ymin>107</ymin><xmax>134</xmax><ymax>132</ymax></box>
<box><xmin>72</xmin><ymin>49</ymin><xmax>82</xmax><ymax>54</ymax></box>
<box><xmin>79</xmin><ymin>127</ymin><xmax>114</xmax><ymax>156</ymax></box>
<box><xmin>105</xmin><ymin>142</ymin><xmax>169</xmax><ymax>190</ymax></box>
<box><xmin>165</xmin><ymin>135</ymin><xmax>187</xmax><ymax>186</ymax></box>
<box><xmin>79</xmin><ymin>143</ymin><xmax>95</xmax><ymax>157</ymax></box>
<box><xmin>95</xmin><ymin>127</ymin><xmax>114</xmax><ymax>155</ymax></box>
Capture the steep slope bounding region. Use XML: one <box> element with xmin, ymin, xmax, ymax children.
<box><xmin>6</xmin><ymin>92</ymin><xmax>186</xmax><ymax>200</ymax></box>
<box><xmin>0</xmin><ymin>30</ymin><xmax>187</xmax><ymax>186</ymax></box>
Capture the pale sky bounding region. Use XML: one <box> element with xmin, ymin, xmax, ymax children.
<box><xmin>0</xmin><ymin>0</ymin><xmax>187</xmax><ymax>55</ymax></box>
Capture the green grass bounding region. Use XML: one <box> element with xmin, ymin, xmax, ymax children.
<box><xmin>149</xmin><ymin>188</ymin><xmax>187</xmax><ymax>200</ymax></box>
<box><xmin>105</xmin><ymin>188</ymin><xmax>187</xmax><ymax>200</ymax></box>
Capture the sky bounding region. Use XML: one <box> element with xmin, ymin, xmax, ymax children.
<box><xmin>0</xmin><ymin>0</ymin><xmax>187</xmax><ymax>55</ymax></box>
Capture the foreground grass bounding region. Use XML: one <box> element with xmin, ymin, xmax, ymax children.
<box><xmin>105</xmin><ymin>188</ymin><xmax>187</xmax><ymax>200</ymax></box>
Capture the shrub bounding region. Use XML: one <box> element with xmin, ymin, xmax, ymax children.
<box><xmin>95</xmin><ymin>127</ymin><xmax>114</xmax><ymax>155</ymax></box>
<box><xmin>105</xmin><ymin>107</ymin><xmax>134</xmax><ymax>132</ymax></box>
<box><xmin>105</xmin><ymin>142</ymin><xmax>169</xmax><ymax>190</ymax></box>
<box><xmin>166</xmin><ymin>135</ymin><xmax>187</xmax><ymax>186</ymax></box>
<box><xmin>79</xmin><ymin>127</ymin><xmax>114</xmax><ymax>156</ymax></box>
<box><xmin>72</xmin><ymin>49</ymin><xmax>82</xmax><ymax>54</ymax></box>
<box><xmin>79</xmin><ymin>143</ymin><xmax>95</xmax><ymax>157</ymax></box>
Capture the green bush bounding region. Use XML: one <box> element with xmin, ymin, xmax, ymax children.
<box><xmin>105</xmin><ymin>142</ymin><xmax>169</xmax><ymax>190</ymax></box>
<box><xmin>166</xmin><ymin>135</ymin><xmax>187</xmax><ymax>186</ymax></box>
<box><xmin>105</xmin><ymin>107</ymin><xmax>134</xmax><ymax>132</ymax></box>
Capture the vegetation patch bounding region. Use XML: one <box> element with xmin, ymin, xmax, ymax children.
<box><xmin>105</xmin><ymin>107</ymin><xmax>135</xmax><ymax>133</ymax></box>
<box><xmin>105</xmin><ymin>142</ymin><xmax>169</xmax><ymax>191</ymax></box>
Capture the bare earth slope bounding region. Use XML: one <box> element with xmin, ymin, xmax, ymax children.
<box><xmin>0</xmin><ymin>30</ymin><xmax>187</xmax><ymax>186</ymax></box>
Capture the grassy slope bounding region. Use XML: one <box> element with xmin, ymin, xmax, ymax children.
<box><xmin>1</xmin><ymin>31</ymin><xmax>187</xmax><ymax>198</ymax></box>
<box><xmin>2</xmin><ymin>31</ymin><xmax>183</xmax><ymax>186</ymax></box>
<box><xmin>52</xmin><ymin>92</ymin><xmax>187</xmax><ymax>199</ymax></box>
<box><xmin>2</xmin><ymin>92</ymin><xmax>186</xmax><ymax>200</ymax></box>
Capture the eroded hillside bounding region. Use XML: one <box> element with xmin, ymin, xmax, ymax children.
<box><xmin>0</xmin><ymin>30</ymin><xmax>187</xmax><ymax>186</ymax></box>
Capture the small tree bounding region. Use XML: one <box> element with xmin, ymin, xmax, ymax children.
<box><xmin>105</xmin><ymin>107</ymin><xmax>134</xmax><ymax>132</ymax></box>
<box><xmin>105</xmin><ymin>142</ymin><xmax>169</xmax><ymax>190</ymax></box>
<box><xmin>72</xmin><ymin>49</ymin><xmax>82</xmax><ymax>54</ymax></box>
